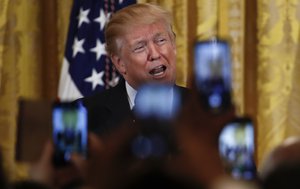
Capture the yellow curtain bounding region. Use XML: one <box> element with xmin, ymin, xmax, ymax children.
<box><xmin>0</xmin><ymin>0</ymin><xmax>19</xmax><ymax>179</ymax></box>
<box><xmin>257</xmin><ymin>0</ymin><xmax>300</xmax><ymax>167</ymax></box>
<box><xmin>57</xmin><ymin>1</ymin><xmax>73</xmax><ymax>70</ymax></box>
<box><xmin>0</xmin><ymin>0</ymin><xmax>72</xmax><ymax>180</ymax></box>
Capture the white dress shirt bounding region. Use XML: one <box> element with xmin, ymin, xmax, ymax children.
<box><xmin>125</xmin><ymin>81</ymin><xmax>137</xmax><ymax>110</ymax></box>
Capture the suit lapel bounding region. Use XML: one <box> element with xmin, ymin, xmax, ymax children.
<box><xmin>105</xmin><ymin>79</ymin><xmax>132</xmax><ymax>125</ymax></box>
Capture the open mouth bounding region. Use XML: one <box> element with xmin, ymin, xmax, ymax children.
<box><xmin>149</xmin><ymin>65</ymin><xmax>167</xmax><ymax>76</ymax></box>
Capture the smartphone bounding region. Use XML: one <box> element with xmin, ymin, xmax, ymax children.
<box><xmin>194</xmin><ymin>38</ymin><xmax>232</xmax><ymax>113</ymax></box>
<box><xmin>133</xmin><ymin>84</ymin><xmax>181</xmax><ymax>121</ymax></box>
<box><xmin>218</xmin><ymin>117</ymin><xmax>256</xmax><ymax>180</ymax></box>
<box><xmin>52</xmin><ymin>101</ymin><xmax>88</xmax><ymax>167</ymax></box>
<box><xmin>131</xmin><ymin>83</ymin><xmax>181</xmax><ymax>159</ymax></box>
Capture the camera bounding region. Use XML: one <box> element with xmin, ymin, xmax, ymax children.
<box><xmin>131</xmin><ymin>83</ymin><xmax>181</xmax><ymax>159</ymax></box>
<box><xmin>218</xmin><ymin>117</ymin><xmax>256</xmax><ymax>180</ymax></box>
<box><xmin>194</xmin><ymin>38</ymin><xmax>232</xmax><ymax>113</ymax></box>
<box><xmin>52</xmin><ymin>101</ymin><xmax>88</xmax><ymax>167</ymax></box>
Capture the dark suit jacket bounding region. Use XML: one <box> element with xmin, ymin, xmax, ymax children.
<box><xmin>81</xmin><ymin>79</ymin><xmax>189</xmax><ymax>135</ymax></box>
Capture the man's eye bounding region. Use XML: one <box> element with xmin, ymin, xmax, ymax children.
<box><xmin>133</xmin><ymin>45</ymin><xmax>145</xmax><ymax>53</ymax></box>
<box><xmin>156</xmin><ymin>38</ymin><xmax>166</xmax><ymax>45</ymax></box>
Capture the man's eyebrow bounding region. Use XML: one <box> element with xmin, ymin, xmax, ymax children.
<box><xmin>153</xmin><ymin>32</ymin><xmax>167</xmax><ymax>38</ymax></box>
<box><xmin>132</xmin><ymin>40</ymin><xmax>146</xmax><ymax>47</ymax></box>
<box><xmin>129</xmin><ymin>32</ymin><xmax>168</xmax><ymax>47</ymax></box>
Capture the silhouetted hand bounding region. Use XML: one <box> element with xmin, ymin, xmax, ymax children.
<box><xmin>71</xmin><ymin>123</ymin><xmax>142</xmax><ymax>189</ymax></box>
<box><xmin>29</xmin><ymin>140</ymin><xmax>55</xmax><ymax>186</ymax></box>
<box><xmin>166</xmin><ymin>90</ymin><xmax>236</xmax><ymax>187</ymax></box>
<box><xmin>29</xmin><ymin>140</ymin><xmax>83</xmax><ymax>188</ymax></box>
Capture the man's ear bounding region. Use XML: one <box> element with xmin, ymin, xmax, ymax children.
<box><xmin>111</xmin><ymin>54</ymin><xmax>126</xmax><ymax>75</ymax></box>
<box><xmin>171</xmin><ymin>39</ymin><xmax>177</xmax><ymax>54</ymax></box>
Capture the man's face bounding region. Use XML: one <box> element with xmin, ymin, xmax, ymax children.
<box><xmin>112</xmin><ymin>21</ymin><xmax>177</xmax><ymax>89</ymax></box>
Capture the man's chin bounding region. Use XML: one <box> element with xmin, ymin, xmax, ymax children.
<box><xmin>150</xmin><ymin>78</ymin><xmax>175</xmax><ymax>85</ymax></box>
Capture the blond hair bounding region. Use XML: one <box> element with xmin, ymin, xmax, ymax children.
<box><xmin>105</xmin><ymin>3</ymin><xmax>175</xmax><ymax>56</ymax></box>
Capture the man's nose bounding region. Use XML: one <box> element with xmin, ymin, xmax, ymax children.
<box><xmin>147</xmin><ymin>43</ymin><xmax>160</xmax><ymax>61</ymax></box>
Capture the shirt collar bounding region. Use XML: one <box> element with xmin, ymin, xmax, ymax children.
<box><xmin>125</xmin><ymin>81</ymin><xmax>137</xmax><ymax>110</ymax></box>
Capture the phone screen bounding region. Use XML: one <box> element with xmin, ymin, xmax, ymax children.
<box><xmin>218</xmin><ymin>118</ymin><xmax>256</xmax><ymax>180</ymax></box>
<box><xmin>134</xmin><ymin>84</ymin><xmax>181</xmax><ymax>121</ymax></box>
<box><xmin>131</xmin><ymin>84</ymin><xmax>181</xmax><ymax>159</ymax></box>
<box><xmin>194</xmin><ymin>39</ymin><xmax>232</xmax><ymax>112</ymax></box>
<box><xmin>52</xmin><ymin>101</ymin><xmax>88</xmax><ymax>166</ymax></box>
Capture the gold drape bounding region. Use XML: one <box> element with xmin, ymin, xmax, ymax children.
<box><xmin>257</xmin><ymin>0</ymin><xmax>300</xmax><ymax>167</ymax></box>
<box><xmin>0</xmin><ymin>0</ymin><xmax>19</xmax><ymax>179</ymax></box>
<box><xmin>57</xmin><ymin>0</ymin><xmax>73</xmax><ymax>70</ymax></box>
<box><xmin>0</xmin><ymin>0</ymin><xmax>72</xmax><ymax>179</ymax></box>
<box><xmin>1</xmin><ymin>0</ymin><xmax>300</xmax><ymax>180</ymax></box>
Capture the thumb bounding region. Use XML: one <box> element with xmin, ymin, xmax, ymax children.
<box><xmin>87</xmin><ymin>132</ymin><xmax>105</xmax><ymax>156</ymax></box>
<box><xmin>40</xmin><ymin>140</ymin><xmax>54</xmax><ymax>162</ymax></box>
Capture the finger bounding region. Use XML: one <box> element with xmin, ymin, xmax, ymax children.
<box><xmin>68</xmin><ymin>133</ymin><xmax>103</xmax><ymax>176</ymax></box>
<box><xmin>39</xmin><ymin>139</ymin><xmax>54</xmax><ymax>163</ymax></box>
<box><xmin>70</xmin><ymin>153</ymin><xmax>87</xmax><ymax>174</ymax></box>
<box><xmin>87</xmin><ymin>132</ymin><xmax>105</xmax><ymax>156</ymax></box>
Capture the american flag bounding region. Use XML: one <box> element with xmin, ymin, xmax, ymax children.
<box><xmin>58</xmin><ymin>0</ymin><xmax>136</xmax><ymax>101</ymax></box>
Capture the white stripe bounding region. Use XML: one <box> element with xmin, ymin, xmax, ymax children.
<box><xmin>58</xmin><ymin>57</ymin><xmax>83</xmax><ymax>101</ymax></box>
